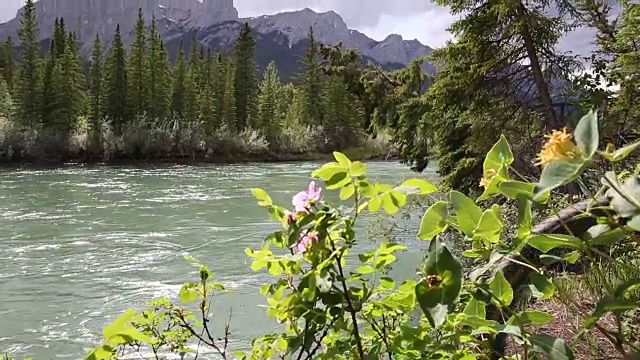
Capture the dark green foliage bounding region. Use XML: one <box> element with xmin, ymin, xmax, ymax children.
<box><xmin>15</xmin><ymin>0</ymin><xmax>41</xmax><ymax>128</ymax></box>
<box><xmin>233</xmin><ymin>23</ymin><xmax>258</xmax><ymax>132</ymax></box>
<box><xmin>103</xmin><ymin>24</ymin><xmax>128</xmax><ymax>135</ymax></box>
<box><xmin>0</xmin><ymin>19</ymin><xmax>384</xmax><ymax>161</ymax></box>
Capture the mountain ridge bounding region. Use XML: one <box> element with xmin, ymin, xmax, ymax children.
<box><xmin>0</xmin><ymin>0</ymin><xmax>435</xmax><ymax>76</ymax></box>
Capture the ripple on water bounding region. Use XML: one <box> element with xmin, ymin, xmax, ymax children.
<box><xmin>0</xmin><ymin>161</ymin><xmax>422</xmax><ymax>359</ymax></box>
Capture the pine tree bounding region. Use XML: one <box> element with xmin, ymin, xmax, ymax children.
<box><xmin>1</xmin><ymin>37</ymin><xmax>15</xmax><ymax>92</ymax></box>
<box><xmin>184</xmin><ymin>60</ymin><xmax>199</xmax><ymax>124</ymax></box>
<box><xmin>322</xmin><ymin>76</ymin><xmax>363</xmax><ymax>149</ymax></box>
<box><xmin>128</xmin><ymin>8</ymin><xmax>149</xmax><ymax>118</ymax></box>
<box><xmin>52</xmin><ymin>17</ymin><xmax>67</xmax><ymax>60</ymax></box>
<box><xmin>233</xmin><ymin>23</ymin><xmax>258</xmax><ymax>132</ymax></box>
<box><xmin>0</xmin><ymin>78</ymin><xmax>14</xmax><ymax>122</ymax></box>
<box><xmin>88</xmin><ymin>33</ymin><xmax>103</xmax><ymax>151</ymax></box>
<box><xmin>15</xmin><ymin>0</ymin><xmax>42</xmax><ymax>128</ymax></box>
<box><xmin>221</xmin><ymin>58</ymin><xmax>236</xmax><ymax>131</ymax></box>
<box><xmin>211</xmin><ymin>53</ymin><xmax>226</xmax><ymax>128</ymax></box>
<box><xmin>408</xmin><ymin>0</ymin><xmax>579</xmax><ymax>189</ymax></box>
<box><xmin>147</xmin><ymin>15</ymin><xmax>171</xmax><ymax>122</ymax></box>
<box><xmin>299</xmin><ymin>26</ymin><xmax>324</xmax><ymax>127</ymax></box>
<box><xmin>104</xmin><ymin>24</ymin><xmax>128</xmax><ymax>135</ymax></box>
<box><xmin>60</xmin><ymin>32</ymin><xmax>87</xmax><ymax>133</ymax></box>
<box><xmin>171</xmin><ymin>42</ymin><xmax>187</xmax><ymax>118</ymax></box>
<box><xmin>257</xmin><ymin>61</ymin><xmax>283</xmax><ymax>141</ymax></box>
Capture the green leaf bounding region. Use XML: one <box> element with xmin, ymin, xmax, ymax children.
<box><xmin>529</xmin><ymin>272</ymin><xmax>555</xmax><ymax>300</ymax></box>
<box><xmin>179</xmin><ymin>284</ymin><xmax>198</xmax><ymax>304</ymax></box>
<box><xmin>498</xmin><ymin>180</ymin><xmax>536</xmax><ymax>200</ymax></box>
<box><xmin>535</xmin><ymin>159</ymin><xmax>585</xmax><ymax>201</ymax></box>
<box><xmin>527</xmin><ymin>234</ymin><xmax>584</xmax><ymax>253</ymax></box>
<box><xmin>417</xmin><ymin>201</ymin><xmax>449</xmax><ymax>241</ymax></box>
<box><xmin>312</xmin><ymin>162</ymin><xmax>343</xmax><ymax>181</ymax></box>
<box><xmin>517</xmin><ymin>198</ymin><xmax>532</xmax><ymax>241</ymax></box>
<box><xmin>368</xmin><ymin>197</ymin><xmax>382</xmax><ymax>213</ymax></box>
<box><xmin>600</xmin><ymin>140</ymin><xmax>640</xmax><ymax>162</ymax></box>
<box><xmin>463</xmin><ymin>298</ymin><xmax>486</xmax><ymax>318</ymax></box>
<box><xmin>398</xmin><ymin>178</ymin><xmax>438</xmax><ymax>195</ymax></box>
<box><xmin>251</xmin><ymin>188</ymin><xmax>272</xmax><ymax>207</ymax></box>
<box><xmin>415</xmin><ymin>238</ymin><xmax>463</xmax><ymax>328</ymax></box>
<box><xmin>333</xmin><ymin>151</ymin><xmax>352</xmax><ymax>168</ymax></box>
<box><xmin>573</xmin><ymin>110</ymin><xmax>599</xmax><ymax>159</ymax></box>
<box><xmin>325</xmin><ymin>170</ymin><xmax>351</xmax><ymax>190</ymax></box>
<box><xmin>510</xmin><ymin>310</ymin><xmax>554</xmax><ymax>325</ymax></box>
<box><xmin>473</xmin><ymin>205</ymin><xmax>503</xmax><ymax>244</ymax></box>
<box><xmin>478</xmin><ymin>164</ymin><xmax>510</xmax><ymax>202</ymax></box>
<box><xmin>603</xmin><ymin>172</ymin><xmax>640</xmax><ymax>218</ymax></box>
<box><xmin>339</xmin><ymin>183</ymin><xmax>355</xmax><ymax>200</ymax></box>
<box><xmin>349</xmin><ymin>161</ymin><xmax>367</xmax><ymax>177</ymax></box>
<box><xmin>379</xmin><ymin>277</ymin><xmax>395</xmax><ymax>290</ymax></box>
<box><xmin>530</xmin><ymin>334</ymin><xmax>574</xmax><ymax>360</ymax></box>
<box><xmin>489</xmin><ymin>271</ymin><xmax>513</xmax><ymax>306</ymax></box>
<box><xmin>381</xmin><ymin>191</ymin><xmax>406</xmax><ymax>215</ymax></box>
<box><xmin>450</xmin><ymin>191</ymin><xmax>482</xmax><ymax>237</ymax></box>
<box><xmin>629</xmin><ymin>215</ymin><xmax>640</xmax><ymax>231</ymax></box>
<box><xmin>484</xmin><ymin>134</ymin><xmax>514</xmax><ymax>171</ymax></box>
<box><xmin>356</xmin><ymin>265</ymin><xmax>375</xmax><ymax>275</ymax></box>
<box><xmin>103</xmin><ymin>309</ymin><xmax>136</xmax><ymax>339</ymax></box>
<box><xmin>588</xmin><ymin>226</ymin><xmax>625</xmax><ymax>246</ymax></box>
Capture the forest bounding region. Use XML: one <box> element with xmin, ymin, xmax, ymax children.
<box><xmin>0</xmin><ymin>0</ymin><xmax>384</xmax><ymax>164</ymax></box>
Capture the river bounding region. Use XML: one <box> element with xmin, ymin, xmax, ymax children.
<box><xmin>0</xmin><ymin>161</ymin><xmax>438</xmax><ymax>359</ymax></box>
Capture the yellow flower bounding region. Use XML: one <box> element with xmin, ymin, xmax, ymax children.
<box><xmin>535</xmin><ymin>127</ymin><xmax>580</xmax><ymax>167</ymax></box>
<box><xmin>479</xmin><ymin>168</ymin><xmax>497</xmax><ymax>189</ymax></box>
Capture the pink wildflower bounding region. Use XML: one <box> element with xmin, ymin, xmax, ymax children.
<box><xmin>284</xmin><ymin>210</ymin><xmax>297</xmax><ymax>225</ymax></box>
<box><xmin>292</xmin><ymin>181</ymin><xmax>322</xmax><ymax>213</ymax></box>
<box><xmin>296</xmin><ymin>232</ymin><xmax>318</xmax><ymax>253</ymax></box>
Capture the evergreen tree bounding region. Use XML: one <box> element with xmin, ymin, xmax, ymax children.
<box><xmin>15</xmin><ymin>0</ymin><xmax>42</xmax><ymax>128</ymax></box>
<box><xmin>88</xmin><ymin>33</ymin><xmax>103</xmax><ymax>151</ymax></box>
<box><xmin>52</xmin><ymin>17</ymin><xmax>67</xmax><ymax>60</ymax></box>
<box><xmin>60</xmin><ymin>33</ymin><xmax>87</xmax><ymax>133</ymax></box>
<box><xmin>257</xmin><ymin>61</ymin><xmax>283</xmax><ymax>141</ymax></box>
<box><xmin>211</xmin><ymin>53</ymin><xmax>226</xmax><ymax>127</ymax></box>
<box><xmin>184</xmin><ymin>62</ymin><xmax>199</xmax><ymax>124</ymax></box>
<box><xmin>1</xmin><ymin>37</ymin><xmax>15</xmax><ymax>92</ymax></box>
<box><xmin>221</xmin><ymin>58</ymin><xmax>236</xmax><ymax>131</ymax></box>
<box><xmin>401</xmin><ymin>0</ymin><xmax>580</xmax><ymax>189</ymax></box>
<box><xmin>147</xmin><ymin>15</ymin><xmax>171</xmax><ymax>122</ymax></box>
<box><xmin>233</xmin><ymin>23</ymin><xmax>258</xmax><ymax>132</ymax></box>
<box><xmin>127</xmin><ymin>8</ymin><xmax>149</xmax><ymax>118</ymax></box>
<box><xmin>0</xmin><ymin>78</ymin><xmax>14</xmax><ymax>122</ymax></box>
<box><xmin>171</xmin><ymin>42</ymin><xmax>187</xmax><ymax>118</ymax></box>
<box><xmin>104</xmin><ymin>24</ymin><xmax>128</xmax><ymax>135</ymax></box>
<box><xmin>299</xmin><ymin>26</ymin><xmax>324</xmax><ymax>127</ymax></box>
<box><xmin>322</xmin><ymin>76</ymin><xmax>363</xmax><ymax>149</ymax></box>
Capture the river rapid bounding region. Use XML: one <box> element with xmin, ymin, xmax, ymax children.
<box><xmin>0</xmin><ymin>161</ymin><xmax>438</xmax><ymax>359</ymax></box>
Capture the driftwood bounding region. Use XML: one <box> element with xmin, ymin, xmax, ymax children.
<box><xmin>486</xmin><ymin>196</ymin><xmax>612</xmax><ymax>360</ymax></box>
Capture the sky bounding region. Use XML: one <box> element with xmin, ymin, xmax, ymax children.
<box><xmin>0</xmin><ymin>0</ymin><xmax>597</xmax><ymax>56</ymax></box>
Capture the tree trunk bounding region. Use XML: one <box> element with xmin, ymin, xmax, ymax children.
<box><xmin>517</xmin><ymin>3</ymin><xmax>563</xmax><ymax>131</ymax></box>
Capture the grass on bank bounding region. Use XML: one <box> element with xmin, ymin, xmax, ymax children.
<box><xmin>505</xmin><ymin>248</ymin><xmax>640</xmax><ymax>359</ymax></box>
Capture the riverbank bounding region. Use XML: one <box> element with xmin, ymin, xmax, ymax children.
<box><xmin>0</xmin><ymin>147</ymin><xmax>401</xmax><ymax>168</ymax></box>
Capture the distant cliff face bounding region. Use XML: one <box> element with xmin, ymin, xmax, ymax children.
<box><xmin>0</xmin><ymin>1</ymin><xmax>434</xmax><ymax>77</ymax></box>
<box><xmin>0</xmin><ymin>0</ymin><xmax>237</xmax><ymax>52</ymax></box>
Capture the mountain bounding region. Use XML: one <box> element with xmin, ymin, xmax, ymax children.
<box><xmin>0</xmin><ymin>0</ymin><xmax>435</xmax><ymax>78</ymax></box>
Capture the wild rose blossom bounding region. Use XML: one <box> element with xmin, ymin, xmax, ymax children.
<box><xmin>284</xmin><ymin>210</ymin><xmax>297</xmax><ymax>225</ymax></box>
<box><xmin>296</xmin><ymin>232</ymin><xmax>318</xmax><ymax>253</ymax></box>
<box><xmin>292</xmin><ymin>181</ymin><xmax>322</xmax><ymax>213</ymax></box>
